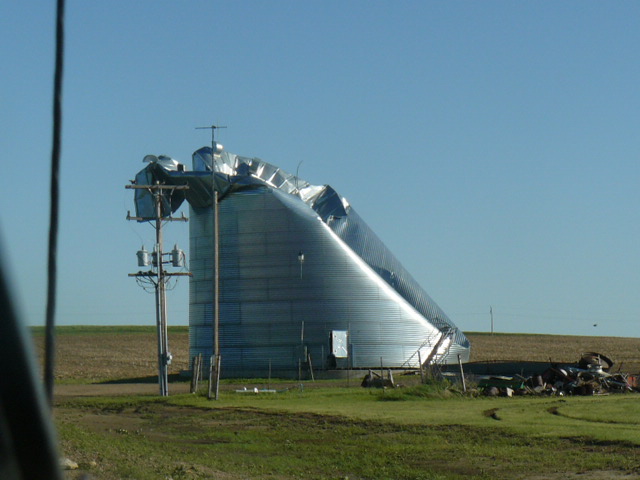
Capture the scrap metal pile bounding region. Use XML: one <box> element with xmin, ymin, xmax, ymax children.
<box><xmin>480</xmin><ymin>352</ymin><xmax>640</xmax><ymax>397</ymax></box>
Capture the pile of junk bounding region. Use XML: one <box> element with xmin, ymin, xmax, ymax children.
<box><xmin>475</xmin><ymin>352</ymin><xmax>640</xmax><ymax>397</ymax></box>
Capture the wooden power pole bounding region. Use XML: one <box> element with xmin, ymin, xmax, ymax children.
<box><xmin>197</xmin><ymin>124</ymin><xmax>225</xmax><ymax>401</ymax></box>
<box><xmin>126</xmin><ymin>182</ymin><xmax>190</xmax><ymax>396</ymax></box>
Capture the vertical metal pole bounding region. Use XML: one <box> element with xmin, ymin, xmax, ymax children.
<box><xmin>347</xmin><ymin>323</ymin><xmax>351</xmax><ymax>387</ymax></box>
<box><xmin>457</xmin><ymin>354</ymin><xmax>467</xmax><ymax>393</ymax></box>
<box><xmin>215</xmin><ymin>354</ymin><xmax>221</xmax><ymax>399</ymax></box>
<box><xmin>208</xmin><ymin>355</ymin><xmax>214</xmax><ymax>398</ymax></box>
<box><xmin>299</xmin><ymin>321</ymin><xmax>304</xmax><ymax>382</ymax></box>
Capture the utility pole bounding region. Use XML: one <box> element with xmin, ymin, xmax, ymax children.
<box><xmin>126</xmin><ymin>182</ymin><xmax>190</xmax><ymax>396</ymax></box>
<box><xmin>196</xmin><ymin>124</ymin><xmax>225</xmax><ymax>400</ymax></box>
<box><xmin>208</xmin><ymin>189</ymin><xmax>221</xmax><ymax>400</ymax></box>
<box><xmin>490</xmin><ymin>306</ymin><xmax>494</xmax><ymax>336</ymax></box>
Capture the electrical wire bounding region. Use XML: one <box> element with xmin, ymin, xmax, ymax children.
<box><xmin>135</xmin><ymin>275</ymin><xmax>158</xmax><ymax>293</ymax></box>
<box><xmin>44</xmin><ymin>0</ymin><xmax>65</xmax><ymax>407</ymax></box>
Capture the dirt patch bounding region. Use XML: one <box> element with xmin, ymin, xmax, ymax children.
<box><xmin>31</xmin><ymin>331</ymin><xmax>190</xmax><ymax>382</ymax></box>
<box><xmin>36</xmin><ymin>330</ymin><xmax>640</xmax><ymax>402</ymax></box>
<box><xmin>483</xmin><ymin>407</ymin><xmax>501</xmax><ymax>420</ymax></box>
<box><xmin>466</xmin><ymin>334</ymin><xmax>640</xmax><ymax>373</ymax></box>
<box><xmin>54</xmin><ymin>382</ymin><xmax>192</xmax><ymax>398</ymax></box>
<box><xmin>526</xmin><ymin>473</ymin><xmax>640</xmax><ymax>480</ymax></box>
<box><xmin>32</xmin><ymin>331</ymin><xmax>640</xmax><ymax>384</ymax></box>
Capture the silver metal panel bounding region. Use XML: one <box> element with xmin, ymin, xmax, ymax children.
<box><xmin>187</xmin><ymin>184</ymin><xmax>468</xmax><ymax>376</ymax></box>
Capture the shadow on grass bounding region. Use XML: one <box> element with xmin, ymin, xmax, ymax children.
<box><xmin>97</xmin><ymin>373</ymin><xmax>188</xmax><ymax>385</ymax></box>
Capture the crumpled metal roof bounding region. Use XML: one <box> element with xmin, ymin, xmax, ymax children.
<box><xmin>133</xmin><ymin>146</ymin><xmax>349</xmax><ymax>220</ymax></box>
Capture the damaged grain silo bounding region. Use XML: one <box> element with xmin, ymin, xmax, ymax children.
<box><xmin>131</xmin><ymin>144</ymin><xmax>470</xmax><ymax>378</ymax></box>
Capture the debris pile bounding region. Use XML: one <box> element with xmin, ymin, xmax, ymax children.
<box><xmin>361</xmin><ymin>369</ymin><xmax>395</xmax><ymax>388</ymax></box>
<box><xmin>479</xmin><ymin>352</ymin><xmax>639</xmax><ymax>397</ymax></box>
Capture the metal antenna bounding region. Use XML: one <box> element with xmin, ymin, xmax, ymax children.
<box><xmin>295</xmin><ymin>160</ymin><xmax>303</xmax><ymax>193</ymax></box>
<box><xmin>196</xmin><ymin>124</ymin><xmax>227</xmax><ymax>169</ymax></box>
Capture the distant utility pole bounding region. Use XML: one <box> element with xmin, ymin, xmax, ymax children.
<box><xmin>126</xmin><ymin>181</ymin><xmax>190</xmax><ymax>396</ymax></box>
<box><xmin>490</xmin><ymin>306</ymin><xmax>494</xmax><ymax>335</ymax></box>
<box><xmin>196</xmin><ymin>124</ymin><xmax>226</xmax><ymax>400</ymax></box>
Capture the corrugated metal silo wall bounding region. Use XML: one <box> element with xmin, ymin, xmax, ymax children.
<box><xmin>328</xmin><ymin>209</ymin><xmax>470</xmax><ymax>362</ymax></box>
<box><xmin>189</xmin><ymin>186</ymin><xmax>463</xmax><ymax>378</ymax></box>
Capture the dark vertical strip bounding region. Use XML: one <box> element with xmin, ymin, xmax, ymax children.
<box><xmin>45</xmin><ymin>0</ymin><xmax>66</xmax><ymax>406</ymax></box>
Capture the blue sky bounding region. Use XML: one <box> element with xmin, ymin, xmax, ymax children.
<box><xmin>1</xmin><ymin>1</ymin><xmax>638</xmax><ymax>338</ymax></box>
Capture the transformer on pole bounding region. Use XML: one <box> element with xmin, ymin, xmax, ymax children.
<box><xmin>126</xmin><ymin>181</ymin><xmax>190</xmax><ymax>396</ymax></box>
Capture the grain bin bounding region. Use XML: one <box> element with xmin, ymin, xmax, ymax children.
<box><xmin>132</xmin><ymin>146</ymin><xmax>470</xmax><ymax>378</ymax></box>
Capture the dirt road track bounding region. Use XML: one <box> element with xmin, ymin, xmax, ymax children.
<box><xmin>54</xmin><ymin>382</ymin><xmax>192</xmax><ymax>398</ymax></box>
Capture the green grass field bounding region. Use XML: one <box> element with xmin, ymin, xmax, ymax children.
<box><xmin>57</xmin><ymin>387</ymin><xmax>640</xmax><ymax>480</ymax></box>
<box><xmin>45</xmin><ymin>326</ymin><xmax>640</xmax><ymax>479</ymax></box>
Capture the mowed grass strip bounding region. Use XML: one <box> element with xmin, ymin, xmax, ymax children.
<box><xmin>176</xmin><ymin>384</ymin><xmax>640</xmax><ymax>446</ymax></box>
<box><xmin>56</xmin><ymin>395</ymin><xmax>640</xmax><ymax>480</ymax></box>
